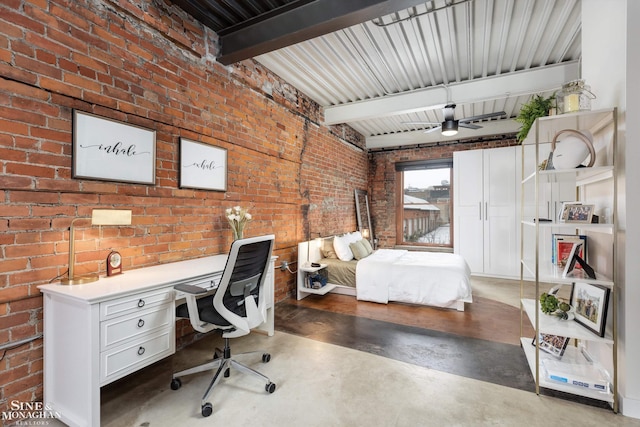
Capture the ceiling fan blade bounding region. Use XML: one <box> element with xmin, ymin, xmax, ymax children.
<box><xmin>459</xmin><ymin>123</ymin><xmax>482</xmax><ymax>130</ymax></box>
<box><xmin>424</xmin><ymin>126</ymin><xmax>442</xmax><ymax>134</ymax></box>
<box><xmin>402</xmin><ymin>121</ymin><xmax>440</xmax><ymax>125</ymax></box>
<box><xmin>459</xmin><ymin>111</ymin><xmax>506</xmax><ymax>123</ymax></box>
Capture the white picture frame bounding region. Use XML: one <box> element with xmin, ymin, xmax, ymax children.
<box><xmin>73</xmin><ymin>110</ymin><xmax>156</xmax><ymax>184</ymax></box>
<box><xmin>179</xmin><ymin>138</ymin><xmax>227</xmax><ymax>191</ymax></box>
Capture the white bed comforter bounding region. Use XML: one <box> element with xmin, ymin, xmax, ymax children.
<box><xmin>355</xmin><ymin>249</ymin><xmax>472</xmax><ymax>307</ymax></box>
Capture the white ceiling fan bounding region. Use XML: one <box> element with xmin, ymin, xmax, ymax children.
<box><xmin>405</xmin><ymin>104</ymin><xmax>507</xmax><ymax>136</ymax></box>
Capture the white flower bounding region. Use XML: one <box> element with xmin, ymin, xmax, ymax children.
<box><xmin>225</xmin><ymin>206</ymin><xmax>253</xmax><ymax>237</ymax></box>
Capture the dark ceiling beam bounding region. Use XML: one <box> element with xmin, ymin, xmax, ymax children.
<box><xmin>214</xmin><ymin>0</ymin><xmax>427</xmax><ymax>65</ymax></box>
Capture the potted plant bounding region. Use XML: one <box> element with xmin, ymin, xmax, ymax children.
<box><xmin>515</xmin><ymin>94</ymin><xmax>555</xmax><ymax>143</ymax></box>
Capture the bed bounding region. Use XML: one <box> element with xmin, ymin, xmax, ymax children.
<box><xmin>297</xmin><ymin>233</ymin><xmax>472</xmax><ymax>311</ymax></box>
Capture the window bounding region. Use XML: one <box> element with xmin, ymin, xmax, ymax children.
<box><xmin>396</xmin><ymin>160</ymin><xmax>452</xmax><ymax>247</ymax></box>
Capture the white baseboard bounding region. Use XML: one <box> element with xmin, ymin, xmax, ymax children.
<box><xmin>621</xmin><ymin>395</ymin><xmax>640</xmax><ymax>420</ymax></box>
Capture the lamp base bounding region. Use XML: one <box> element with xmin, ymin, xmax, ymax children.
<box><xmin>60</xmin><ymin>274</ymin><xmax>99</xmax><ymax>285</ymax></box>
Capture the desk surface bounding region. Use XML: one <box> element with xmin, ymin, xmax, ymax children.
<box><xmin>39</xmin><ymin>255</ymin><xmax>228</xmax><ymax>304</ymax></box>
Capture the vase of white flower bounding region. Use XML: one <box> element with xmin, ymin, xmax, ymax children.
<box><xmin>226</xmin><ymin>206</ymin><xmax>252</xmax><ymax>240</ymax></box>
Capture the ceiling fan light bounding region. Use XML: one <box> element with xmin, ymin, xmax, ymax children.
<box><xmin>441</xmin><ymin>120</ymin><xmax>458</xmax><ymax>136</ymax></box>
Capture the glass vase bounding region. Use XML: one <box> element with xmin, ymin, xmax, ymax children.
<box><xmin>232</xmin><ymin>228</ymin><xmax>243</xmax><ymax>240</ymax></box>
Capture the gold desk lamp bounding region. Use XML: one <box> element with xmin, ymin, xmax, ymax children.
<box><xmin>61</xmin><ymin>209</ymin><xmax>132</xmax><ymax>285</ymax></box>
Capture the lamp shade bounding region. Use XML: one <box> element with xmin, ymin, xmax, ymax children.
<box><xmin>91</xmin><ymin>209</ymin><xmax>132</xmax><ymax>225</ymax></box>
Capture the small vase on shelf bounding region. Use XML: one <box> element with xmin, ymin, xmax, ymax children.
<box><xmin>232</xmin><ymin>228</ymin><xmax>243</xmax><ymax>241</ymax></box>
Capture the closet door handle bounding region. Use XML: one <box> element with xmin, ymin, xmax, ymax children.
<box><xmin>485</xmin><ymin>202</ymin><xmax>488</xmax><ymax>221</ymax></box>
<box><xmin>479</xmin><ymin>202</ymin><xmax>482</xmax><ymax>220</ymax></box>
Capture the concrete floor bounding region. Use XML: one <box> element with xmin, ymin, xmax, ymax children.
<box><xmin>44</xmin><ymin>278</ymin><xmax>637</xmax><ymax>426</ymax></box>
<box><xmin>95</xmin><ymin>332</ymin><xmax>637</xmax><ymax>426</ymax></box>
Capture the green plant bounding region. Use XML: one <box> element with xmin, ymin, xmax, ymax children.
<box><xmin>540</xmin><ymin>292</ymin><xmax>572</xmax><ymax>320</ymax></box>
<box><xmin>515</xmin><ymin>94</ymin><xmax>555</xmax><ymax>143</ymax></box>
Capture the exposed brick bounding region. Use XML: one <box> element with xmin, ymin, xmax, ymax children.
<box><xmin>0</xmin><ymin>0</ymin><xmax>372</xmax><ymax>409</ymax></box>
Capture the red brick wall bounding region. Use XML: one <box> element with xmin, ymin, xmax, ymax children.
<box><xmin>0</xmin><ymin>0</ymin><xmax>366</xmax><ymax>413</ymax></box>
<box><xmin>369</xmin><ymin>138</ymin><xmax>517</xmax><ymax>248</ymax></box>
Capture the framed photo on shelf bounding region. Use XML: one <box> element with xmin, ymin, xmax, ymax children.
<box><xmin>558</xmin><ymin>202</ymin><xmax>579</xmax><ymax>222</ymax></box>
<box><xmin>570</xmin><ymin>282</ymin><xmax>610</xmax><ymax>337</ymax></box>
<box><xmin>553</xmin><ymin>234</ymin><xmax>587</xmax><ymax>266</ymax></box>
<box><xmin>73</xmin><ymin>110</ymin><xmax>156</xmax><ymax>184</ymax></box>
<box><xmin>560</xmin><ymin>203</ymin><xmax>595</xmax><ymax>223</ymax></box>
<box><xmin>562</xmin><ymin>242</ymin><xmax>583</xmax><ymax>277</ymax></box>
<box><xmin>179</xmin><ymin>138</ymin><xmax>227</xmax><ymax>191</ymax></box>
<box><xmin>532</xmin><ymin>333</ymin><xmax>570</xmax><ymax>359</ymax></box>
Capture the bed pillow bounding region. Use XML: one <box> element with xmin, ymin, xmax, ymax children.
<box><xmin>360</xmin><ymin>238</ymin><xmax>374</xmax><ymax>255</ymax></box>
<box><xmin>348</xmin><ymin>231</ymin><xmax>362</xmax><ymax>243</ymax></box>
<box><xmin>333</xmin><ymin>234</ymin><xmax>354</xmax><ymax>261</ymax></box>
<box><xmin>349</xmin><ymin>240</ymin><xmax>369</xmax><ymax>260</ymax></box>
<box><xmin>320</xmin><ymin>237</ymin><xmax>337</xmax><ymax>259</ymax></box>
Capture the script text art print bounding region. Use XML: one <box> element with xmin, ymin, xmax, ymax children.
<box><xmin>179</xmin><ymin>138</ymin><xmax>227</xmax><ymax>191</ymax></box>
<box><xmin>73</xmin><ymin>110</ymin><xmax>156</xmax><ymax>184</ymax></box>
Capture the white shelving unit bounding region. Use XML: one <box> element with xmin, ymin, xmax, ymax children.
<box><xmin>520</xmin><ymin>108</ymin><xmax>618</xmax><ymax>411</ymax></box>
<box><xmin>297</xmin><ymin>263</ymin><xmax>336</xmax><ymax>297</ymax></box>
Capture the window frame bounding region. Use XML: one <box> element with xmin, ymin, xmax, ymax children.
<box><xmin>396</xmin><ymin>159</ymin><xmax>453</xmax><ymax>248</ymax></box>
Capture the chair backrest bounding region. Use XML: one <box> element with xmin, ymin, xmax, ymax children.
<box><xmin>213</xmin><ymin>234</ymin><xmax>275</xmax><ymax>338</ymax></box>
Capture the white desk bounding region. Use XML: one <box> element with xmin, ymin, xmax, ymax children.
<box><xmin>38</xmin><ymin>255</ymin><xmax>275</xmax><ymax>427</ymax></box>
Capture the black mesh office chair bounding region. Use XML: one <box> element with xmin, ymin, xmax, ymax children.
<box><xmin>170</xmin><ymin>234</ymin><xmax>276</xmax><ymax>417</ymax></box>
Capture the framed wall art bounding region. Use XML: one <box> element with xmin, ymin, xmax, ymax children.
<box><xmin>570</xmin><ymin>282</ymin><xmax>610</xmax><ymax>337</ymax></box>
<box><xmin>179</xmin><ymin>138</ymin><xmax>227</xmax><ymax>191</ymax></box>
<box><xmin>73</xmin><ymin>110</ymin><xmax>156</xmax><ymax>184</ymax></box>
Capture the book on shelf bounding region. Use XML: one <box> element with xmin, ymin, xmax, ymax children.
<box><xmin>552</xmin><ymin>234</ymin><xmax>587</xmax><ymax>267</ymax></box>
<box><xmin>542</xmin><ymin>359</ymin><xmax>610</xmax><ymax>392</ymax></box>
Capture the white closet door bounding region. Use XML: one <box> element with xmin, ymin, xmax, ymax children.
<box><xmin>453</xmin><ymin>150</ymin><xmax>484</xmax><ymax>273</ymax></box>
<box><xmin>483</xmin><ymin>146</ymin><xmax>519</xmax><ymax>277</ymax></box>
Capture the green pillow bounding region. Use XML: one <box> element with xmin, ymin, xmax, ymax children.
<box><xmin>360</xmin><ymin>238</ymin><xmax>374</xmax><ymax>254</ymax></box>
<box><xmin>349</xmin><ymin>240</ymin><xmax>369</xmax><ymax>260</ymax></box>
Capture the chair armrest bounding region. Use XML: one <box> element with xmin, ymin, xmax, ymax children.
<box><xmin>174</xmin><ymin>283</ymin><xmax>209</xmax><ymax>294</ymax></box>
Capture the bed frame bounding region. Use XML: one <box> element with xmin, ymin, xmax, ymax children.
<box><xmin>296</xmin><ymin>238</ymin><xmax>466</xmax><ymax>311</ymax></box>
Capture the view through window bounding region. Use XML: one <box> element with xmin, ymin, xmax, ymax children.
<box><xmin>402</xmin><ymin>166</ymin><xmax>452</xmax><ymax>246</ymax></box>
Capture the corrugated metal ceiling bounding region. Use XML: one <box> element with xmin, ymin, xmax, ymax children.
<box><xmin>172</xmin><ymin>0</ymin><xmax>583</xmax><ymax>149</ymax></box>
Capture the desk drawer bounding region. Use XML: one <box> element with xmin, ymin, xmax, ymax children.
<box><xmin>100</xmin><ymin>328</ymin><xmax>174</xmax><ymax>386</ymax></box>
<box><xmin>101</xmin><ymin>304</ymin><xmax>173</xmax><ymax>350</ymax></box>
<box><xmin>101</xmin><ymin>288</ymin><xmax>174</xmax><ymax>320</ymax></box>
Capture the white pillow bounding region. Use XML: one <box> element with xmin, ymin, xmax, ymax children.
<box><xmin>333</xmin><ymin>234</ymin><xmax>354</xmax><ymax>261</ymax></box>
<box><xmin>348</xmin><ymin>231</ymin><xmax>362</xmax><ymax>243</ymax></box>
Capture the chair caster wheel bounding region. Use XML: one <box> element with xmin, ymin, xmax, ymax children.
<box><xmin>201</xmin><ymin>402</ymin><xmax>213</xmax><ymax>417</ymax></box>
<box><xmin>262</xmin><ymin>353</ymin><xmax>271</xmax><ymax>363</ymax></box>
<box><xmin>265</xmin><ymin>382</ymin><xmax>276</xmax><ymax>393</ymax></box>
<box><xmin>224</xmin><ymin>368</ymin><xmax>230</xmax><ymax>378</ymax></box>
<box><xmin>170</xmin><ymin>378</ymin><xmax>181</xmax><ymax>390</ymax></box>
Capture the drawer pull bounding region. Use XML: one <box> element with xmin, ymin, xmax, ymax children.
<box><xmin>137</xmin><ymin>299</ymin><xmax>145</xmax><ymax>308</ymax></box>
<box><xmin>137</xmin><ymin>346</ymin><xmax>145</xmax><ymax>356</ymax></box>
<box><xmin>137</xmin><ymin>319</ymin><xmax>145</xmax><ymax>328</ymax></box>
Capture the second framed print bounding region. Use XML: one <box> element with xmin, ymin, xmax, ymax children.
<box><xmin>179</xmin><ymin>138</ymin><xmax>227</xmax><ymax>191</ymax></box>
<box><xmin>571</xmin><ymin>282</ymin><xmax>610</xmax><ymax>337</ymax></box>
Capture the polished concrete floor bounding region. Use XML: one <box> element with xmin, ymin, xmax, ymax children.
<box><xmin>46</xmin><ymin>278</ymin><xmax>638</xmax><ymax>426</ymax></box>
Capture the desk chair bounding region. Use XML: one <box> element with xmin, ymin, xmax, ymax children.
<box><xmin>170</xmin><ymin>234</ymin><xmax>276</xmax><ymax>417</ymax></box>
